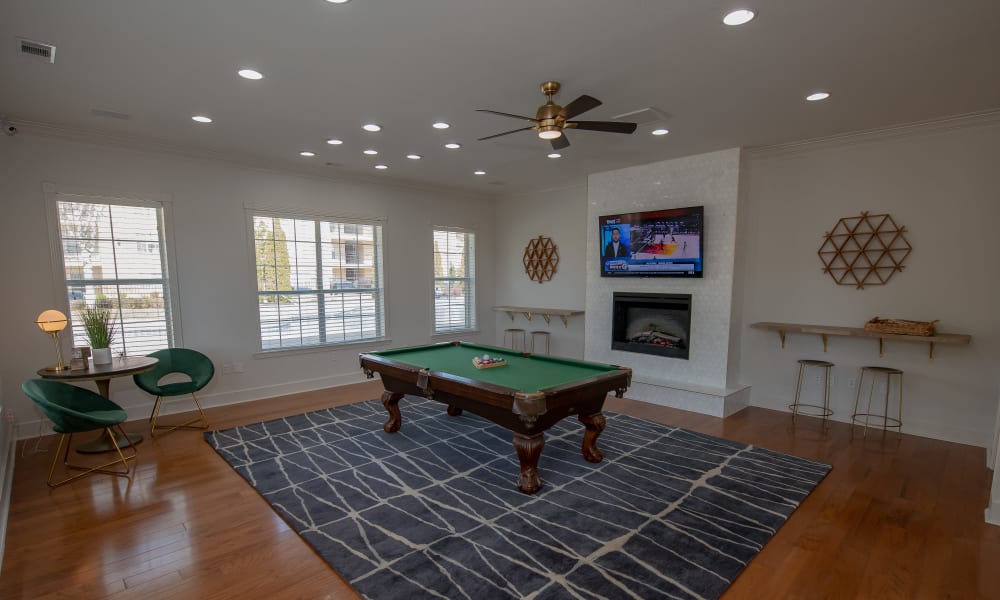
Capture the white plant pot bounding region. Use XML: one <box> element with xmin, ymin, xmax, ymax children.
<box><xmin>92</xmin><ymin>348</ymin><xmax>113</xmax><ymax>365</ymax></box>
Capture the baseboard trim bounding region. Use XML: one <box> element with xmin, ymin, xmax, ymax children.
<box><xmin>15</xmin><ymin>371</ymin><xmax>369</xmax><ymax>440</ymax></box>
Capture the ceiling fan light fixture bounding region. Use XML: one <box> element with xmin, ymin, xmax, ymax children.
<box><xmin>537</xmin><ymin>127</ymin><xmax>562</xmax><ymax>140</ymax></box>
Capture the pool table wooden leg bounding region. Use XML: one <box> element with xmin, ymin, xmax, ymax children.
<box><xmin>512</xmin><ymin>433</ymin><xmax>544</xmax><ymax>494</ymax></box>
<box><xmin>380</xmin><ymin>391</ymin><xmax>404</xmax><ymax>433</ymax></box>
<box><xmin>579</xmin><ymin>412</ymin><xmax>606</xmax><ymax>463</ymax></box>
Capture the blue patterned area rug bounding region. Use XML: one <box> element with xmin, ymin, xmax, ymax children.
<box><xmin>205</xmin><ymin>398</ymin><xmax>830</xmax><ymax>600</ymax></box>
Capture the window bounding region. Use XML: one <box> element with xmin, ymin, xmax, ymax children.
<box><xmin>433</xmin><ymin>229</ymin><xmax>476</xmax><ymax>333</ymax></box>
<box><xmin>251</xmin><ymin>213</ymin><xmax>385</xmax><ymax>350</ymax></box>
<box><xmin>54</xmin><ymin>195</ymin><xmax>175</xmax><ymax>356</ymax></box>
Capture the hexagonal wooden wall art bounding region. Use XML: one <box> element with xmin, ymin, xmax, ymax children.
<box><xmin>818</xmin><ymin>211</ymin><xmax>911</xmax><ymax>289</ymax></box>
<box><xmin>523</xmin><ymin>235</ymin><xmax>559</xmax><ymax>283</ymax></box>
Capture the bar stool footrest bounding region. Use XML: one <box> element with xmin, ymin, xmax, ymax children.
<box><xmin>788</xmin><ymin>403</ymin><xmax>834</xmax><ymax>418</ymax></box>
<box><xmin>850</xmin><ymin>414</ymin><xmax>902</xmax><ymax>429</ymax></box>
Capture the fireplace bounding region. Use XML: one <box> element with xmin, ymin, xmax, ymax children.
<box><xmin>611</xmin><ymin>292</ymin><xmax>692</xmax><ymax>359</ymax></box>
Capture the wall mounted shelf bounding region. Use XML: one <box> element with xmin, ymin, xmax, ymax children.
<box><xmin>493</xmin><ymin>306</ymin><xmax>583</xmax><ymax>328</ymax></box>
<box><xmin>750</xmin><ymin>321</ymin><xmax>971</xmax><ymax>362</ymax></box>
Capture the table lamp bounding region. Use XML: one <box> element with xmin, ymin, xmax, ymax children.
<box><xmin>36</xmin><ymin>309</ymin><xmax>70</xmax><ymax>371</ymax></box>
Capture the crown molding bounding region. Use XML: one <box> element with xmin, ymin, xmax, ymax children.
<box><xmin>9</xmin><ymin>118</ymin><xmax>496</xmax><ymax>201</ymax></box>
<box><xmin>746</xmin><ymin>109</ymin><xmax>1000</xmax><ymax>159</ymax></box>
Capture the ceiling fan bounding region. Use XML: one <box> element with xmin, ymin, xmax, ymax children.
<box><xmin>476</xmin><ymin>81</ymin><xmax>637</xmax><ymax>150</ymax></box>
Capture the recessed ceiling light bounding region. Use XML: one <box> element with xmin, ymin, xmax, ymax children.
<box><xmin>326</xmin><ymin>138</ymin><xmax>343</xmax><ymax>145</ymax></box>
<box><xmin>444</xmin><ymin>142</ymin><xmax>461</xmax><ymax>149</ymax></box>
<box><xmin>723</xmin><ymin>9</ymin><xmax>756</xmax><ymax>26</ymax></box>
<box><xmin>406</xmin><ymin>154</ymin><xmax>422</xmax><ymax>160</ymax></box>
<box><xmin>374</xmin><ymin>164</ymin><xmax>388</xmax><ymax>170</ymax></box>
<box><xmin>474</xmin><ymin>170</ymin><xmax>486</xmax><ymax>176</ymax></box>
<box><xmin>191</xmin><ymin>115</ymin><xmax>213</xmax><ymax>123</ymax></box>
<box><xmin>300</xmin><ymin>151</ymin><xmax>316</xmax><ymax>157</ymax></box>
<box><xmin>362</xmin><ymin>123</ymin><xmax>382</xmax><ymax>132</ymax></box>
<box><xmin>326</xmin><ymin>0</ymin><xmax>351</xmax><ymax>3</ymax></box>
<box><xmin>238</xmin><ymin>69</ymin><xmax>263</xmax><ymax>80</ymax></box>
<box><xmin>806</xmin><ymin>91</ymin><xmax>831</xmax><ymax>102</ymax></box>
<box><xmin>547</xmin><ymin>152</ymin><xmax>561</xmax><ymax>159</ymax></box>
<box><xmin>432</xmin><ymin>122</ymin><xmax>450</xmax><ymax>129</ymax></box>
<box><xmin>363</xmin><ymin>149</ymin><xmax>379</xmax><ymax>155</ymax></box>
<box><xmin>651</xmin><ymin>128</ymin><xmax>670</xmax><ymax>136</ymax></box>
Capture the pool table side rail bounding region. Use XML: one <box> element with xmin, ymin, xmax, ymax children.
<box><xmin>359</xmin><ymin>345</ymin><xmax>631</xmax><ymax>402</ymax></box>
<box><xmin>359</xmin><ymin>349</ymin><xmax>631</xmax><ymax>432</ymax></box>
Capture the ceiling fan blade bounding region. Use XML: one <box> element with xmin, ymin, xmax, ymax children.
<box><xmin>559</xmin><ymin>95</ymin><xmax>602</xmax><ymax>120</ymax></box>
<box><xmin>566</xmin><ymin>120</ymin><xmax>637</xmax><ymax>134</ymax></box>
<box><xmin>477</xmin><ymin>126</ymin><xmax>536</xmax><ymax>141</ymax></box>
<box><xmin>550</xmin><ymin>134</ymin><xmax>570</xmax><ymax>151</ymax></box>
<box><xmin>476</xmin><ymin>109</ymin><xmax>539</xmax><ymax>122</ymax></box>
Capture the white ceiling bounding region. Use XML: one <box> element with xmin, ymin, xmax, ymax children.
<box><xmin>2</xmin><ymin>0</ymin><xmax>999</xmax><ymax>195</ymax></box>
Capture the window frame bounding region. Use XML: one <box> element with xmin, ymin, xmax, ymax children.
<box><xmin>431</xmin><ymin>226</ymin><xmax>477</xmax><ymax>335</ymax></box>
<box><xmin>245</xmin><ymin>207</ymin><xmax>389</xmax><ymax>354</ymax></box>
<box><xmin>43</xmin><ymin>182</ymin><xmax>184</xmax><ymax>352</ymax></box>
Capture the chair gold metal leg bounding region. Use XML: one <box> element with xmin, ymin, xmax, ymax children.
<box><xmin>46</xmin><ymin>426</ymin><xmax>138</xmax><ymax>487</ymax></box>
<box><xmin>150</xmin><ymin>393</ymin><xmax>211</xmax><ymax>437</ymax></box>
<box><xmin>149</xmin><ymin>396</ymin><xmax>164</xmax><ymax>437</ymax></box>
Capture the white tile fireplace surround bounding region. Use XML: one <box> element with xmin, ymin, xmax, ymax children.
<box><xmin>585</xmin><ymin>148</ymin><xmax>749</xmax><ymax>417</ymax></box>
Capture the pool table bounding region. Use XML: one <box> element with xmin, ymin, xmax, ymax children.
<box><xmin>359</xmin><ymin>341</ymin><xmax>631</xmax><ymax>494</ymax></box>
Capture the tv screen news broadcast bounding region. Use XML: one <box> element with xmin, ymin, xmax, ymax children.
<box><xmin>599</xmin><ymin>206</ymin><xmax>704</xmax><ymax>277</ymax></box>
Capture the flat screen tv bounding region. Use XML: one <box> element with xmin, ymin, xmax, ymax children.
<box><xmin>599</xmin><ymin>205</ymin><xmax>704</xmax><ymax>277</ymax></box>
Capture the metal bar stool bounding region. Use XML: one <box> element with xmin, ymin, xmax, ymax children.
<box><xmin>529</xmin><ymin>331</ymin><xmax>551</xmax><ymax>354</ymax></box>
<box><xmin>789</xmin><ymin>359</ymin><xmax>834</xmax><ymax>422</ymax></box>
<box><xmin>503</xmin><ymin>328</ymin><xmax>526</xmax><ymax>351</ymax></box>
<box><xmin>852</xmin><ymin>366</ymin><xmax>904</xmax><ymax>438</ymax></box>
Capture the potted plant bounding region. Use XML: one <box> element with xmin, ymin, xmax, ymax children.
<box><xmin>80</xmin><ymin>306</ymin><xmax>117</xmax><ymax>365</ymax></box>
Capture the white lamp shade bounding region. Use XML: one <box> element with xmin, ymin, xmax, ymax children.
<box><xmin>36</xmin><ymin>309</ymin><xmax>68</xmax><ymax>333</ymax></box>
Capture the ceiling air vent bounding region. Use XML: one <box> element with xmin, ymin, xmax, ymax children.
<box><xmin>18</xmin><ymin>38</ymin><xmax>56</xmax><ymax>63</ymax></box>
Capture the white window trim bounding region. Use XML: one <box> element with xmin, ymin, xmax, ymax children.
<box><xmin>244</xmin><ymin>206</ymin><xmax>389</xmax><ymax>353</ymax></box>
<box><xmin>431</xmin><ymin>225</ymin><xmax>477</xmax><ymax>335</ymax></box>
<box><xmin>42</xmin><ymin>182</ymin><xmax>184</xmax><ymax>349</ymax></box>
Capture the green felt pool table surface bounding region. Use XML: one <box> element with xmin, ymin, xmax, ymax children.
<box><xmin>368</xmin><ymin>342</ymin><xmax>621</xmax><ymax>393</ymax></box>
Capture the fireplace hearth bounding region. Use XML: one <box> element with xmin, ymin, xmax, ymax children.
<box><xmin>611</xmin><ymin>292</ymin><xmax>692</xmax><ymax>359</ymax></box>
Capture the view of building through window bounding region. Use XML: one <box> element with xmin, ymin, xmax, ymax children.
<box><xmin>56</xmin><ymin>198</ymin><xmax>174</xmax><ymax>356</ymax></box>
<box><xmin>252</xmin><ymin>214</ymin><xmax>384</xmax><ymax>349</ymax></box>
<box><xmin>433</xmin><ymin>229</ymin><xmax>476</xmax><ymax>332</ymax></box>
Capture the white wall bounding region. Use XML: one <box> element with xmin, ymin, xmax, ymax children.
<box><xmin>492</xmin><ymin>185</ymin><xmax>588</xmax><ymax>358</ymax></box>
<box><xmin>739</xmin><ymin>116</ymin><xmax>1000</xmax><ymax>447</ymax></box>
<box><xmin>0</xmin><ymin>133</ymin><xmax>496</xmax><ymax>434</ymax></box>
<box><xmin>585</xmin><ymin>148</ymin><xmax>742</xmax><ymax>392</ymax></box>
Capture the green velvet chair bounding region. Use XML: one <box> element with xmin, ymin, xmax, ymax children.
<box><xmin>133</xmin><ymin>348</ymin><xmax>213</xmax><ymax>437</ymax></box>
<box><xmin>21</xmin><ymin>379</ymin><xmax>138</xmax><ymax>487</ymax></box>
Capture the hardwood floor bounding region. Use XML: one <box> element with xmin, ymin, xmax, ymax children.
<box><xmin>2</xmin><ymin>381</ymin><xmax>998</xmax><ymax>599</ymax></box>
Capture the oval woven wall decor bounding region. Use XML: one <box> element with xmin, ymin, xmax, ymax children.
<box><xmin>818</xmin><ymin>211</ymin><xmax>911</xmax><ymax>289</ymax></box>
<box><xmin>523</xmin><ymin>235</ymin><xmax>559</xmax><ymax>283</ymax></box>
